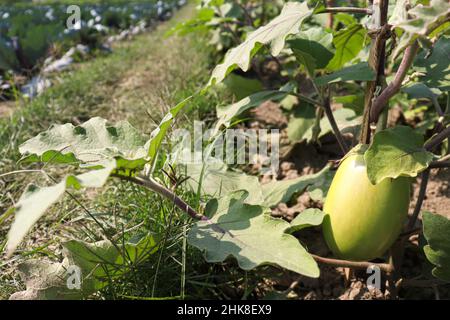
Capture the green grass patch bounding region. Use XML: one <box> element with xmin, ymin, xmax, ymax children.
<box><xmin>0</xmin><ymin>2</ymin><xmax>232</xmax><ymax>300</ymax></box>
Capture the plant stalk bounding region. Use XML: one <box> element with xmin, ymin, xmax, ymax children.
<box><xmin>319</xmin><ymin>7</ymin><xmax>372</xmax><ymax>15</ymax></box>
<box><xmin>369</xmin><ymin>42</ymin><xmax>420</xmax><ymax>122</ymax></box>
<box><xmin>407</xmin><ymin>169</ymin><xmax>430</xmax><ymax>231</ymax></box>
<box><xmin>311</xmin><ymin>254</ymin><xmax>393</xmax><ymax>273</ymax></box>
<box><xmin>323</xmin><ymin>90</ymin><xmax>348</xmax><ymax>154</ymax></box>
<box><xmin>359</xmin><ymin>0</ymin><xmax>389</xmax><ymax>144</ymax></box>
<box><xmin>115</xmin><ymin>174</ymin><xmax>204</xmax><ymax>220</ymax></box>
<box><xmin>424</xmin><ymin>126</ymin><xmax>450</xmax><ymax>151</ymax></box>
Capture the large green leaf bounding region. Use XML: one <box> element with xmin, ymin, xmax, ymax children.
<box><xmin>423</xmin><ymin>212</ymin><xmax>450</xmax><ymax>282</ymax></box>
<box><xmin>326</xmin><ymin>24</ymin><xmax>367</xmax><ymax>71</ymax></box>
<box><xmin>285</xmin><ymin>208</ymin><xmax>326</xmax><ymax>234</ymax></box>
<box><xmin>9</xmin><ymin>235</ymin><xmax>157</xmax><ymax>300</ymax></box>
<box><xmin>208</xmin><ymin>1</ymin><xmax>313</xmax><ymax>85</ymax></box>
<box><xmin>6</xmin><ymin>162</ymin><xmax>115</xmax><ymax>257</ymax></box>
<box><xmin>188</xmin><ymin>191</ymin><xmax>320</xmax><ymax>277</ymax></box>
<box><xmin>315</xmin><ymin>62</ymin><xmax>376</xmax><ymax>86</ymax></box>
<box><xmin>19</xmin><ymin>117</ymin><xmax>148</xmax><ymax>171</ymax></box>
<box><xmin>288</xmin><ymin>27</ymin><xmax>334</xmax><ymax>74</ymax></box>
<box><xmin>414</xmin><ymin>36</ymin><xmax>450</xmax><ymax>91</ymax></box>
<box><xmin>364</xmin><ymin>126</ymin><xmax>434</xmax><ymax>184</ymax></box>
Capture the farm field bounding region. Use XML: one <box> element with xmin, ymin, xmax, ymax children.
<box><xmin>0</xmin><ymin>0</ymin><xmax>450</xmax><ymax>302</ymax></box>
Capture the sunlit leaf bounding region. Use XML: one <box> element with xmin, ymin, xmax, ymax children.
<box><xmin>188</xmin><ymin>191</ymin><xmax>320</xmax><ymax>277</ymax></box>
<box><xmin>388</xmin><ymin>0</ymin><xmax>409</xmax><ymax>25</ymax></box>
<box><xmin>306</xmin><ymin>168</ymin><xmax>335</xmax><ymax>202</ymax></box>
<box><xmin>393</xmin><ymin>0</ymin><xmax>450</xmax><ymax>36</ymax></box>
<box><xmin>6</xmin><ymin>162</ymin><xmax>115</xmax><ymax>257</ymax></box>
<box><xmin>208</xmin><ymin>1</ymin><xmax>313</xmax><ymax>85</ymax></box>
<box><xmin>333</xmin><ymin>94</ymin><xmax>364</xmax><ymax>115</ymax></box>
<box><xmin>19</xmin><ymin>117</ymin><xmax>148</xmax><ymax>171</ymax></box>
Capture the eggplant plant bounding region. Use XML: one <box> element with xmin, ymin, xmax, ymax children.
<box><xmin>2</xmin><ymin>0</ymin><xmax>450</xmax><ymax>299</ymax></box>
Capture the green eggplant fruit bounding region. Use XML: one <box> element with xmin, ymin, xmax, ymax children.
<box><xmin>322</xmin><ymin>148</ymin><xmax>411</xmax><ymax>261</ymax></box>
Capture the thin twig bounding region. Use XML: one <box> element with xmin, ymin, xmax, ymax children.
<box><xmin>370</xmin><ymin>41</ymin><xmax>420</xmax><ymax>122</ymax></box>
<box><xmin>326</xmin><ymin>0</ymin><xmax>335</xmax><ymax>28</ymax></box>
<box><xmin>311</xmin><ymin>254</ymin><xmax>393</xmax><ymax>273</ymax></box>
<box><xmin>432</xmin><ymin>96</ymin><xmax>445</xmax><ymax>117</ymax></box>
<box><xmin>424</xmin><ymin>126</ymin><xmax>450</xmax><ymax>151</ymax></box>
<box><xmin>407</xmin><ymin>169</ymin><xmax>430</xmax><ymax>231</ymax></box>
<box><xmin>436</xmin><ymin>153</ymin><xmax>450</xmax><ymax>162</ymax></box>
<box><xmin>285</xmin><ymin>92</ymin><xmax>323</xmax><ymax>107</ymax></box>
<box><xmin>114</xmin><ymin>174</ymin><xmax>204</xmax><ymax>220</ymax></box>
<box><xmin>0</xmin><ymin>169</ymin><xmax>44</xmax><ymax>178</ymax></box>
<box><xmin>429</xmin><ymin>161</ymin><xmax>450</xmax><ymax>169</ymax></box>
<box><xmin>323</xmin><ymin>90</ymin><xmax>348</xmax><ymax>154</ymax></box>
